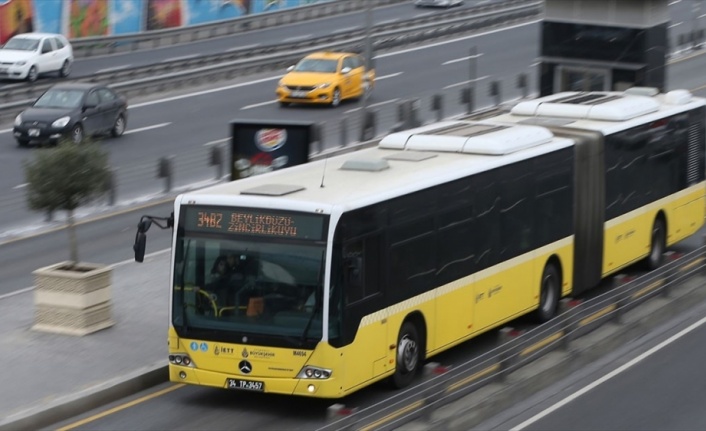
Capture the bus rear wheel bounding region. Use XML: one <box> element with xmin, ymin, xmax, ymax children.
<box><xmin>536</xmin><ymin>263</ymin><xmax>560</xmax><ymax>323</ymax></box>
<box><xmin>645</xmin><ymin>218</ymin><xmax>665</xmax><ymax>271</ymax></box>
<box><xmin>391</xmin><ymin>321</ymin><xmax>420</xmax><ymax>389</ymax></box>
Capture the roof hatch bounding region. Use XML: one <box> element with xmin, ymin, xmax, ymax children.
<box><xmin>379</xmin><ymin>121</ymin><xmax>553</xmax><ymax>155</ymax></box>
<box><xmin>511</xmin><ymin>91</ymin><xmax>660</xmax><ymax>121</ymax></box>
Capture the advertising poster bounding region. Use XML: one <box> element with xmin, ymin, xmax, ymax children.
<box><xmin>0</xmin><ymin>0</ymin><xmax>33</xmax><ymax>44</ymax></box>
<box><xmin>184</xmin><ymin>0</ymin><xmax>243</xmax><ymax>26</ymax></box>
<box><xmin>69</xmin><ymin>0</ymin><xmax>109</xmax><ymax>38</ymax></box>
<box><xmin>112</xmin><ymin>0</ymin><xmax>144</xmax><ymax>35</ymax></box>
<box><xmin>230</xmin><ymin>119</ymin><xmax>314</xmax><ymax>181</ymax></box>
<box><xmin>146</xmin><ymin>0</ymin><xmax>183</xmax><ymax>30</ymax></box>
<box><xmin>32</xmin><ymin>0</ymin><xmax>62</xmax><ymax>35</ymax></box>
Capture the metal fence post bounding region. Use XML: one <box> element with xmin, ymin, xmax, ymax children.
<box><xmin>431</xmin><ymin>94</ymin><xmax>444</xmax><ymax>122</ymax></box>
<box><xmin>612</xmin><ymin>274</ymin><xmax>631</xmax><ymax>324</ymax></box>
<box><xmin>360</xmin><ymin>109</ymin><xmax>376</xmax><ymax>142</ymax></box>
<box><xmin>157</xmin><ymin>156</ymin><xmax>174</xmax><ymax>193</ymax></box>
<box><xmin>209</xmin><ymin>145</ymin><xmax>223</xmax><ymax>180</ymax></box>
<box><xmin>340</xmin><ymin>116</ymin><xmax>348</xmax><ymax>147</ymax></box>
<box><xmin>461</xmin><ymin>87</ymin><xmax>474</xmax><ymax>115</ymax></box>
<box><xmin>105</xmin><ymin>168</ymin><xmax>116</xmax><ymax>206</ymax></box>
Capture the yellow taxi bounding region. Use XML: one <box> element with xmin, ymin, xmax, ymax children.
<box><xmin>276</xmin><ymin>51</ymin><xmax>375</xmax><ymax>107</ymax></box>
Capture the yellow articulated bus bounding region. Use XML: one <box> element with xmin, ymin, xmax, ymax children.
<box><xmin>133</xmin><ymin>88</ymin><xmax>705</xmax><ymax>398</ymax></box>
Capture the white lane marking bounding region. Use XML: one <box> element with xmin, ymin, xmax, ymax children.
<box><xmin>345</xmin><ymin>98</ymin><xmax>400</xmax><ymax>114</ymax></box>
<box><xmin>204</xmin><ymin>138</ymin><xmax>229</xmax><ymax>146</ymax></box>
<box><xmin>700</xmin><ymin>13</ymin><xmax>706</xmax><ymax>19</ymax></box>
<box><xmin>510</xmin><ymin>315</ymin><xmax>706</xmax><ymax>431</ymax></box>
<box><xmin>443</xmin><ymin>75</ymin><xmax>489</xmax><ymax>89</ymax></box>
<box><xmin>669</xmin><ymin>22</ymin><xmax>683</xmax><ymax>28</ymax></box>
<box><xmin>226</xmin><ymin>44</ymin><xmax>260</xmax><ymax>52</ymax></box>
<box><xmin>96</xmin><ymin>65</ymin><xmax>132</xmax><ymax>73</ymax></box>
<box><xmin>2</xmin><ymin>248</ymin><xmax>172</xmax><ymax>300</ymax></box>
<box><xmin>668</xmin><ymin>0</ymin><xmax>681</xmax><ymax>5</ymax></box>
<box><xmin>374</xmin><ymin>20</ymin><xmax>538</xmax><ymax>59</ymax></box>
<box><xmin>377</xmin><ymin>72</ymin><xmax>403</xmax><ymax>80</ymax></box>
<box><xmin>378</xmin><ymin>19</ymin><xmax>399</xmax><ymax>25</ymax></box>
<box><xmin>123</xmin><ymin>122</ymin><xmax>171</xmax><ymax>135</ymax></box>
<box><xmin>162</xmin><ymin>54</ymin><xmax>198</xmax><ymax>62</ymax></box>
<box><xmin>13</xmin><ymin>183</ymin><xmax>28</xmax><ymax>190</ymax></box>
<box><xmin>241</xmin><ymin>100</ymin><xmax>278</xmax><ymax>110</ymax></box>
<box><xmin>443</xmin><ymin>53</ymin><xmax>484</xmax><ymax>65</ymax></box>
<box><xmin>128</xmin><ymin>75</ymin><xmax>281</xmax><ymax>109</ymax></box>
<box><xmin>283</xmin><ymin>34</ymin><xmax>312</xmax><ymax>42</ymax></box>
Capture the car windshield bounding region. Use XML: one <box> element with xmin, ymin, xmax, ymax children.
<box><xmin>33</xmin><ymin>89</ymin><xmax>85</xmax><ymax>109</ymax></box>
<box><xmin>293</xmin><ymin>58</ymin><xmax>338</xmax><ymax>73</ymax></box>
<box><xmin>3</xmin><ymin>37</ymin><xmax>39</xmax><ymax>51</ymax></box>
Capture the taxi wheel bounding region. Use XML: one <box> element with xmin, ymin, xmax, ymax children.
<box><xmin>279</xmin><ymin>101</ymin><xmax>290</xmax><ymax>108</ymax></box>
<box><xmin>331</xmin><ymin>88</ymin><xmax>341</xmax><ymax>107</ymax></box>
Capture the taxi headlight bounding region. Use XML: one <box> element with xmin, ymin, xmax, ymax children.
<box><xmin>317</xmin><ymin>83</ymin><xmax>331</xmax><ymax>89</ymax></box>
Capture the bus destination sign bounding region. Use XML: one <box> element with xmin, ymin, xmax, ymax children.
<box><xmin>183</xmin><ymin>207</ymin><xmax>325</xmax><ymax>240</ymax></box>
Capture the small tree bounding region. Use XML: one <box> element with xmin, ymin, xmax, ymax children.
<box><xmin>24</xmin><ymin>138</ymin><xmax>111</xmax><ymax>266</ymax></box>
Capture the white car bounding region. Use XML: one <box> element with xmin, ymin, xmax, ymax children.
<box><xmin>414</xmin><ymin>0</ymin><xmax>464</xmax><ymax>7</ymax></box>
<box><xmin>0</xmin><ymin>33</ymin><xmax>73</xmax><ymax>82</ymax></box>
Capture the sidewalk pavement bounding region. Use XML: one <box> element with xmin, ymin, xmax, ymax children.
<box><xmin>0</xmin><ymin>250</ymin><xmax>172</xmax><ymax>430</ymax></box>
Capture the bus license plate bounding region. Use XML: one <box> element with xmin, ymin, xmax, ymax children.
<box><xmin>226</xmin><ymin>378</ymin><xmax>264</xmax><ymax>392</ymax></box>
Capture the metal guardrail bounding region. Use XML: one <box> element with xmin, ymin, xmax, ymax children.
<box><xmin>0</xmin><ymin>0</ymin><xmax>541</xmax><ymax>124</ymax></box>
<box><xmin>318</xmin><ymin>245</ymin><xmax>706</xmax><ymax>431</ymax></box>
<box><xmin>69</xmin><ymin>0</ymin><xmax>409</xmax><ymax>58</ymax></box>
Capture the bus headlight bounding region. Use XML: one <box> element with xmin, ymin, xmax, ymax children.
<box><xmin>169</xmin><ymin>353</ymin><xmax>195</xmax><ymax>368</ymax></box>
<box><xmin>297</xmin><ymin>366</ymin><xmax>332</xmax><ymax>379</ymax></box>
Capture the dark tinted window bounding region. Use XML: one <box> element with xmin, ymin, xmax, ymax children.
<box><xmin>41</xmin><ymin>39</ymin><xmax>53</xmax><ymax>54</ymax></box>
<box><xmin>85</xmin><ymin>90</ymin><xmax>100</xmax><ymax>106</ymax></box>
<box><xmin>97</xmin><ymin>88</ymin><xmax>117</xmax><ymax>102</ymax></box>
<box><xmin>53</xmin><ymin>37</ymin><xmax>64</xmax><ymax>49</ymax></box>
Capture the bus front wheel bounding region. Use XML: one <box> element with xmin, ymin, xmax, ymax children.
<box><xmin>391</xmin><ymin>321</ymin><xmax>420</xmax><ymax>389</ymax></box>
<box><xmin>536</xmin><ymin>263</ymin><xmax>560</xmax><ymax>323</ymax></box>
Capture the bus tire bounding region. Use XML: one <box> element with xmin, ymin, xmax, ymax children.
<box><xmin>391</xmin><ymin>321</ymin><xmax>421</xmax><ymax>389</ymax></box>
<box><xmin>536</xmin><ymin>263</ymin><xmax>560</xmax><ymax>323</ymax></box>
<box><xmin>645</xmin><ymin>218</ymin><xmax>666</xmax><ymax>271</ymax></box>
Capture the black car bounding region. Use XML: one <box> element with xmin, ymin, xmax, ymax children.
<box><xmin>13</xmin><ymin>82</ymin><xmax>128</xmax><ymax>147</ymax></box>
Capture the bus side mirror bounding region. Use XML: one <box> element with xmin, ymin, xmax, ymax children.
<box><xmin>134</xmin><ymin>231</ymin><xmax>147</xmax><ymax>262</ymax></box>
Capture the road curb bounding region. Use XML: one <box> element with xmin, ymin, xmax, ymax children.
<box><xmin>0</xmin><ymin>363</ymin><xmax>168</xmax><ymax>431</ymax></box>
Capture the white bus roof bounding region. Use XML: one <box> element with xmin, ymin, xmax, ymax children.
<box><xmin>181</xmin><ymin>121</ymin><xmax>573</xmax><ymax>214</ymax></box>
<box><xmin>493</xmin><ymin>89</ymin><xmax>706</xmax><ymax>135</ymax></box>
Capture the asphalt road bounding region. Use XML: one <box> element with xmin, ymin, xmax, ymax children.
<box><xmin>476</xmin><ymin>296</ymin><xmax>706</xmax><ymax>431</ymax></box>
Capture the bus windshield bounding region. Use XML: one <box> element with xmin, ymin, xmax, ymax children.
<box><xmin>172</xmin><ymin>233</ymin><xmax>328</xmax><ymax>348</ymax></box>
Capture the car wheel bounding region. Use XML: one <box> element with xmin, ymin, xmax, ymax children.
<box><xmin>59</xmin><ymin>60</ymin><xmax>71</xmax><ymax>78</ymax></box>
<box><xmin>16</xmin><ymin>139</ymin><xmax>28</xmax><ymax>148</ymax></box>
<box><xmin>111</xmin><ymin>114</ymin><xmax>126</xmax><ymax>137</ymax></box>
<box><xmin>331</xmin><ymin>88</ymin><xmax>341</xmax><ymax>107</ymax></box>
<box><xmin>27</xmin><ymin>66</ymin><xmax>38</xmax><ymax>83</ymax></box>
<box><xmin>278</xmin><ymin>101</ymin><xmax>290</xmax><ymax>108</ymax></box>
<box><xmin>70</xmin><ymin>124</ymin><xmax>84</xmax><ymax>144</ymax></box>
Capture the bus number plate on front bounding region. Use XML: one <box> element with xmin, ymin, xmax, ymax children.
<box><xmin>227</xmin><ymin>378</ymin><xmax>264</xmax><ymax>392</ymax></box>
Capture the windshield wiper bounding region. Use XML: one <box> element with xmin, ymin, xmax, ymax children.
<box><xmin>179</xmin><ymin>239</ymin><xmax>192</xmax><ymax>332</ymax></box>
<box><xmin>300</xmin><ymin>250</ymin><xmax>326</xmax><ymax>344</ymax></box>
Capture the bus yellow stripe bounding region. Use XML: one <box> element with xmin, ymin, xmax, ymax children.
<box><xmin>445</xmin><ymin>363</ymin><xmax>501</xmax><ymax>393</ymax></box>
<box><xmin>579</xmin><ymin>304</ymin><xmax>617</xmax><ymax>326</ymax></box>
<box><xmin>358</xmin><ymin>400</ymin><xmax>425</xmax><ymax>431</ymax></box>
<box><xmin>631</xmin><ymin>279</ymin><xmax>664</xmax><ymax>300</ymax></box>
<box><xmin>520</xmin><ymin>331</ymin><xmax>564</xmax><ymax>357</ymax></box>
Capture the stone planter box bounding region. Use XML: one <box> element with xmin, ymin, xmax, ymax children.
<box><xmin>32</xmin><ymin>261</ymin><xmax>114</xmax><ymax>336</ymax></box>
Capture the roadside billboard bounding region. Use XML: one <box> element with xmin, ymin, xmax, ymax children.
<box><xmin>230</xmin><ymin>119</ymin><xmax>316</xmax><ymax>181</ymax></box>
